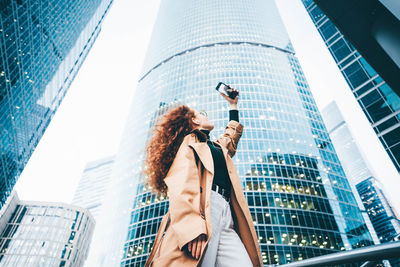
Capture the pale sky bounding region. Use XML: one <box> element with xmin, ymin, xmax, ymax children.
<box><xmin>14</xmin><ymin>0</ymin><xmax>400</xmax><ymax>214</ymax></box>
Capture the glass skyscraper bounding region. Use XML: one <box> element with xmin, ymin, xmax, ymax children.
<box><xmin>73</xmin><ymin>155</ymin><xmax>115</xmax><ymax>219</ymax></box>
<box><xmin>0</xmin><ymin>0</ymin><xmax>114</xmax><ymax>207</ymax></box>
<box><xmin>72</xmin><ymin>155</ymin><xmax>115</xmax><ymax>267</ymax></box>
<box><xmin>98</xmin><ymin>0</ymin><xmax>374</xmax><ymax>266</ymax></box>
<box><xmin>301</xmin><ymin>0</ymin><xmax>400</xmax><ymax>173</ymax></box>
<box><xmin>322</xmin><ymin>101</ymin><xmax>382</xmax><ymax>244</ymax></box>
<box><xmin>357</xmin><ymin>178</ymin><xmax>400</xmax><ymax>244</ymax></box>
<box><xmin>322</xmin><ymin>101</ymin><xmax>376</xmax><ymax>186</ymax></box>
<box><xmin>357</xmin><ymin>177</ymin><xmax>400</xmax><ymax>266</ymax></box>
<box><xmin>322</xmin><ymin>102</ymin><xmax>400</xmax><ymax>266</ymax></box>
<box><xmin>0</xmin><ymin>191</ymin><xmax>95</xmax><ymax>266</ymax></box>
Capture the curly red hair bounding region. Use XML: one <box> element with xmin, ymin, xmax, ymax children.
<box><xmin>142</xmin><ymin>104</ymin><xmax>196</xmax><ymax>196</ymax></box>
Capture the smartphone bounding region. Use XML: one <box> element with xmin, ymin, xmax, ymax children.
<box><xmin>215</xmin><ymin>82</ymin><xmax>239</xmax><ymax>99</ymax></box>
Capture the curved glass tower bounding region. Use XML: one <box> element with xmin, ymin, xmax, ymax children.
<box><xmin>98</xmin><ymin>0</ymin><xmax>374</xmax><ymax>266</ymax></box>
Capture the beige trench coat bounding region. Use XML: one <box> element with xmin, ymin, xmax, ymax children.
<box><xmin>145</xmin><ymin>120</ymin><xmax>262</xmax><ymax>267</ymax></box>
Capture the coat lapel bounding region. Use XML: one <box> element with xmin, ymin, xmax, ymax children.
<box><xmin>188</xmin><ymin>142</ymin><xmax>214</xmax><ymax>175</ymax></box>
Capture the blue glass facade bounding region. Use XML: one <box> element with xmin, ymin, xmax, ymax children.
<box><xmin>0</xmin><ymin>0</ymin><xmax>114</xmax><ymax>207</ymax></box>
<box><xmin>97</xmin><ymin>0</ymin><xmax>374</xmax><ymax>266</ymax></box>
<box><xmin>356</xmin><ymin>177</ymin><xmax>400</xmax><ymax>266</ymax></box>
<box><xmin>302</xmin><ymin>0</ymin><xmax>400</xmax><ymax>173</ymax></box>
<box><xmin>356</xmin><ymin>178</ymin><xmax>400</xmax><ymax>243</ymax></box>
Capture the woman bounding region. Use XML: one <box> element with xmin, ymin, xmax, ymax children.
<box><xmin>144</xmin><ymin>89</ymin><xmax>262</xmax><ymax>267</ymax></box>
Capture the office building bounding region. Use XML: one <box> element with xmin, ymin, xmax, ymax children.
<box><xmin>357</xmin><ymin>177</ymin><xmax>400</xmax><ymax>266</ymax></box>
<box><xmin>323</xmin><ymin>101</ymin><xmax>400</xmax><ymax>266</ymax></box>
<box><xmin>312</xmin><ymin>0</ymin><xmax>400</xmax><ymax>92</ymax></box>
<box><xmin>72</xmin><ymin>155</ymin><xmax>115</xmax><ymax>267</ymax></box>
<box><xmin>322</xmin><ymin>101</ymin><xmax>384</xmax><ymax>243</ymax></box>
<box><xmin>0</xmin><ymin>0</ymin><xmax>114</xmax><ymax>207</ymax></box>
<box><xmin>301</xmin><ymin>0</ymin><xmax>400</xmax><ymax>174</ymax></box>
<box><xmin>72</xmin><ymin>155</ymin><xmax>115</xmax><ymax>219</ymax></box>
<box><xmin>322</xmin><ymin>101</ymin><xmax>376</xmax><ymax>185</ymax></box>
<box><xmin>357</xmin><ymin>178</ymin><xmax>400</xmax><ymax>243</ymax></box>
<box><xmin>0</xmin><ymin>191</ymin><xmax>94</xmax><ymax>266</ymax></box>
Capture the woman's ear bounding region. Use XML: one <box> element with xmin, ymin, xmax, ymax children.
<box><xmin>192</xmin><ymin>116</ymin><xmax>200</xmax><ymax>125</ymax></box>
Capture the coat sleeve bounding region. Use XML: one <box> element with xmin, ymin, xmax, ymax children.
<box><xmin>215</xmin><ymin>119</ymin><xmax>244</xmax><ymax>158</ymax></box>
<box><xmin>163</xmin><ymin>139</ymin><xmax>207</xmax><ymax>251</ymax></box>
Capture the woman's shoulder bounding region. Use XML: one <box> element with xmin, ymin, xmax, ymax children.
<box><xmin>185</xmin><ymin>129</ymin><xmax>208</xmax><ymax>143</ymax></box>
<box><xmin>175</xmin><ymin>130</ymin><xmax>206</xmax><ymax>155</ymax></box>
<box><xmin>177</xmin><ymin>132</ymin><xmax>197</xmax><ymax>152</ymax></box>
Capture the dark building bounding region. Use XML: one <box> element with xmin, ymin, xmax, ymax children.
<box><xmin>302</xmin><ymin>0</ymin><xmax>400</xmax><ymax>174</ymax></box>
<box><xmin>0</xmin><ymin>0</ymin><xmax>114</xmax><ymax>207</ymax></box>
<box><xmin>313</xmin><ymin>0</ymin><xmax>400</xmax><ymax>93</ymax></box>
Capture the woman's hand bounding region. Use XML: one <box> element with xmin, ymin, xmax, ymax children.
<box><xmin>186</xmin><ymin>233</ymin><xmax>207</xmax><ymax>259</ymax></box>
<box><xmin>219</xmin><ymin>85</ymin><xmax>239</xmax><ymax>105</ymax></box>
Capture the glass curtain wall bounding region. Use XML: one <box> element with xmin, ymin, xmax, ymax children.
<box><xmin>0</xmin><ymin>0</ymin><xmax>114</xmax><ymax>207</ymax></box>
<box><xmin>301</xmin><ymin>0</ymin><xmax>400</xmax><ymax>173</ymax></box>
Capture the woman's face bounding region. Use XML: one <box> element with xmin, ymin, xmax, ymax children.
<box><xmin>192</xmin><ymin>109</ymin><xmax>214</xmax><ymax>131</ymax></box>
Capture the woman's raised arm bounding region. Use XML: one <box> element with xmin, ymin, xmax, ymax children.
<box><xmin>216</xmin><ymin>90</ymin><xmax>243</xmax><ymax>157</ymax></box>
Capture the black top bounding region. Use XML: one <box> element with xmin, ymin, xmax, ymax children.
<box><xmin>199</xmin><ymin>110</ymin><xmax>239</xmax><ymax>196</ymax></box>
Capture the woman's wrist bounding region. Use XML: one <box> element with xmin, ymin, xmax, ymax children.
<box><xmin>229</xmin><ymin>103</ymin><xmax>238</xmax><ymax>110</ymax></box>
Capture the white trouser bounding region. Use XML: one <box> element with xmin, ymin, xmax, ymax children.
<box><xmin>199</xmin><ymin>189</ymin><xmax>253</xmax><ymax>267</ymax></box>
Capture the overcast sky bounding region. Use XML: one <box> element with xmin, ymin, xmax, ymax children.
<box><xmin>14</xmin><ymin>0</ymin><xmax>400</xmax><ymax>213</ymax></box>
